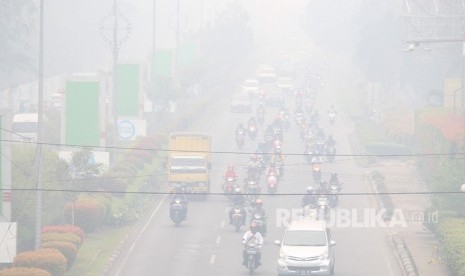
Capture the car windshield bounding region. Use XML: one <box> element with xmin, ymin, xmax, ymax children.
<box><xmin>283</xmin><ymin>230</ymin><xmax>327</xmax><ymax>246</ymax></box>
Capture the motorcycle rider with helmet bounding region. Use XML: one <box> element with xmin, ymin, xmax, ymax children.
<box><xmin>170</xmin><ymin>188</ymin><xmax>189</xmax><ymax>219</ymax></box>
<box><xmin>242</xmin><ymin>222</ymin><xmax>264</xmax><ymax>266</ymax></box>
<box><xmin>236</xmin><ymin>123</ymin><xmax>246</xmax><ymax>135</ymax></box>
<box><xmin>302</xmin><ymin>186</ymin><xmax>318</xmax><ymax>207</ymax></box>
<box><xmin>251</xmin><ymin>199</ymin><xmax>267</xmax><ymax>235</ymax></box>
<box><xmin>329</xmin><ymin>172</ymin><xmax>339</xmax><ymax>186</ymax></box>
<box><xmin>224</xmin><ymin>165</ymin><xmax>238</xmax><ymax>180</ymax></box>
<box><xmin>230</xmin><ymin>188</ymin><xmax>247</xmax><ymax>224</ymax></box>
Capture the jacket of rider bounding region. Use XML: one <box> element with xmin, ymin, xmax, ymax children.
<box><xmin>242</xmin><ymin>231</ymin><xmax>264</xmax><ymax>247</ymax></box>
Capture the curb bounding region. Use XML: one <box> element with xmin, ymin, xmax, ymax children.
<box><xmin>391</xmin><ymin>233</ymin><xmax>418</xmax><ymax>276</ymax></box>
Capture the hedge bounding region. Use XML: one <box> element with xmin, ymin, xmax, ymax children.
<box><xmin>13</xmin><ymin>248</ymin><xmax>67</xmax><ymax>276</ymax></box>
<box><xmin>0</xmin><ymin>267</ymin><xmax>52</xmax><ymax>276</ymax></box>
<box><xmin>41</xmin><ymin>241</ymin><xmax>78</xmax><ymax>269</ymax></box>
<box><xmin>41</xmin><ymin>232</ymin><xmax>82</xmax><ymax>249</ymax></box>
<box><xmin>41</xmin><ymin>225</ymin><xmax>84</xmax><ymax>241</ymax></box>
<box><xmin>63</xmin><ymin>196</ymin><xmax>109</xmax><ymax>232</ymax></box>
<box><xmin>436</xmin><ymin>218</ymin><xmax>465</xmax><ymax>275</ymax></box>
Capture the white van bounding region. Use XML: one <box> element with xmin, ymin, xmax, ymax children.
<box><xmin>12</xmin><ymin>113</ymin><xmax>38</xmax><ymax>142</ymax></box>
<box><xmin>275</xmin><ymin>219</ymin><xmax>336</xmax><ymax>275</ymax></box>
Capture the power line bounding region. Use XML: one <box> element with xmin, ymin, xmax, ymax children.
<box><xmin>0</xmin><ymin>136</ymin><xmax>462</xmax><ymax>158</ymax></box>
<box><xmin>3</xmin><ymin>188</ymin><xmax>464</xmax><ymax>196</ymax></box>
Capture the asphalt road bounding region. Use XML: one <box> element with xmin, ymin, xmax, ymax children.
<box><xmin>112</xmin><ymin>90</ymin><xmax>403</xmax><ymax>276</ymax></box>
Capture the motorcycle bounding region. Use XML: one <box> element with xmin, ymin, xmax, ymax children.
<box><xmin>251</xmin><ymin>212</ymin><xmax>267</xmax><ymax>236</ymax></box>
<box><xmin>248</xmin><ymin>124</ymin><xmax>258</xmax><ymax>140</ymax></box>
<box><xmin>223</xmin><ymin>177</ymin><xmax>238</xmax><ymax>199</ymax></box>
<box><xmin>236</xmin><ymin>131</ymin><xmax>245</xmax><ymax>149</ymax></box>
<box><xmin>328</xmin><ymin>111</ymin><xmax>336</xmax><ymax>125</ymax></box>
<box><xmin>329</xmin><ymin>184</ymin><xmax>341</xmax><ymax>208</ymax></box>
<box><xmin>327</xmin><ymin>145</ymin><xmax>336</xmax><ymax>163</ymax></box>
<box><xmin>245</xmin><ymin>179</ymin><xmax>260</xmax><ymax>203</ymax></box>
<box><xmin>244</xmin><ymin>239</ymin><xmax>260</xmax><ymax>273</ymax></box>
<box><xmin>231</xmin><ymin>207</ymin><xmax>245</xmax><ymax>232</ymax></box>
<box><xmin>312</xmin><ymin>162</ymin><xmax>322</xmax><ymax>183</ymax></box>
<box><xmin>267</xmin><ymin>173</ymin><xmax>279</xmax><ymax>194</ymax></box>
<box><xmin>317</xmin><ymin>196</ymin><xmax>329</xmax><ymax>220</ymax></box>
<box><xmin>170</xmin><ymin>199</ymin><xmax>186</xmax><ymax>226</ymax></box>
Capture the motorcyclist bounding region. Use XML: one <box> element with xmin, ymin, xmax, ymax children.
<box><xmin>170</xmin><ymin>189</ymin><xmax>188</xmax><ymax>219</ymax></box>
<box><xmin>329</xmin><ymin>172</ymin><xmax>339</xmax><ymax>186</ymax></box>
<box><xmin>229</xmin><ymin>204</ymin><xmax>247</xmax><ymax>224</ymax></box>
<box><xmin>251</xmin><ymin>199</ymin><xmax>267</xmax><ymax>234</ymax></box>
<box><xmin>301</xmin><ymin>186</ymin><xmax>318</xmax><ymax>207</ymax></box>
<box><xmin>328</xmin><ymin>105</ymin><xmax>337</xmax><ymax>115</ymax></box>
<box><xmin>224</xmin><ymin>165</ymin><xmax>238</xmax><ymax>180</ymax></box>
<box><xmin>242</xmin><ymin>222</ymin><xmax>264</xmax><ymax>266</ymax></box>
<box><xmin>248</xmin><ymin>117</ymin><xmax>257</xmax><ymax>127</ymax></box>
<box><xmin>316</xmin><ymin>181</ymin><xmax>329</xmax><ymax>195</ymax></box>
<box><xmin>247</xmin><ymin>154</ymin><xmax>261</xmax><ymax>177</ymax></box>
<box><xmin>272</xmin><ymin>148</ymin><xmax>285</xmax><ymax>163</ymax></box>
<box><xmin>232</xmin><ymin>187</ymin><xmax>246</xmax><ymax>206</ymax></box>
<box><xmin>236</xmin><ymin>123</ymin><xmax>246</xmax><ymax>135</ymax></box>
<box><xmin>326</xmin><ymin>135</ymin><xmax>336</xmax><ymax>148</ymax></box>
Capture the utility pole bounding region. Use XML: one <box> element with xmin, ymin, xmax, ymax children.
<box><xmin>175</xmin><ymin>0</ymin><xmax>180</xmax><ymax>76</ymax></box>
<box><xmin>34</xmin><ymin>0</ymin><xmax>44</xmax><ymax>250</ymax></box>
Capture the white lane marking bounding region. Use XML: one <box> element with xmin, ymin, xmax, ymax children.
<box><xmin>115</xmin><ymin>194</ymin><xmax>168</xmax><ymax>276</ymax></box>
<box><xmin>220</xmin><ymin>220</ymin><xmax>225</xmax><ymax>228</ymax></box>
<box><xmin>210</xmin><ymin>254</ymin><xmax>216</xmax><ymax>265</ymax></box>
<box><xmin>216</xmin><ymin>235</ymin><xmax>221</xmax><ymax>244</ymax></box>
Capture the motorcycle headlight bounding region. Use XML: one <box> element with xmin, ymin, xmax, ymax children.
<box><xmin>319</xmin><ymin>250</ymin><xmax>329</xmax><ymax>260</ymax></box>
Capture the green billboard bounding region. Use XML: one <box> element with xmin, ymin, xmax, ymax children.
<box><xmin>116</xmin><ymin>64</ymin><xmax>139</xmax><ymax>117</ymax></box>
<box><xmin>154</xmin><ymin>50</ymin><xmax>173</xmax><ymax>77</ymax></box>
<box><xmin>179</xmin><ymin>40</ymin><xmax>199</xmax><ymax>67</ymax></box>
<box><xmin>65</xmin><ymin>81</ymin><xmax>100</xmax><ymax>146</ymax></box>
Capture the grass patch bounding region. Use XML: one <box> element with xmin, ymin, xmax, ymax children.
<box><xmin>66</xmin><ymin>225</ymin><xmax>133</xmax><ymax>276</ymax></box>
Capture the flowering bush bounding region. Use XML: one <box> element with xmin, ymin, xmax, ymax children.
<box><xmin>41</xmin><ymin>233</ymin><xmax>82</xmax><ymax>249</ymax></box>
<box><xmin>0</xmin><ymin>267</ymin><xmax>52</xmax><ymax>276</ymax></box>
<box><xmin>14</xmin><ymin>248</ymin><xmax>67</xmax><ymax>276</ymax></box>
<box><xmin>63</xmin><ymin>196</ymin><xmax>110</xmax><ymax>232</ymax></box>
<box><xmin>41</xmin><ymin>225</ymin><xmax>84</xmax><ymax>241</ymax></box>
<box><xmin>381</xmin><ymin>109</ymin><xmax>414</xmax><ymax>145</ymax></box>
<box><xmin>41</xmin><ymin>241</ymin><xmax>78</xmax><ymax>269</ymax></box>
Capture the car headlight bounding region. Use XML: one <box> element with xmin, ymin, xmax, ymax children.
<box><xmin>319</xmin><ymin>250</ymin><xmax>329</xmax><ymax>260</ymax></box>
<box><xmin>279</xmin><ymin>251</ymin><xmax>288</xmax><ymax>260</ymax></box>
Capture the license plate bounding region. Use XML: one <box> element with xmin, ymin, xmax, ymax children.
<box><xmin>296</xmin><ymin>270</ymin><xmax>312</xmax><ymax>275</ymax></box>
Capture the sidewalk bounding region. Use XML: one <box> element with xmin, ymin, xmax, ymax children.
<box><xmin>365</xmin><ymin>159</ymin><xmax>450</xmax><ymax>276</ymax></box>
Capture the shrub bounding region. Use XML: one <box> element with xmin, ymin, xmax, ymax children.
<box><xmin>41</xmin><ymin>241</ymin><xmax>78</xmax><ymax>269</ymax></box>
<box><xmin>14</xmin><ymin>248</ymin><xmax>67</xmax><ymax>276</ymax></box>
<box><xmin>41</xmin><ymin>225</ymin><xmax>84</xmax><ymax>240</ymax></box>
<box><xmin>41</xmin><ymin>232</ymin><xmax>82</xmax><ymax>249</ymax></box>
<box><xmin>0</xmin><ymin>267</ymin><xmax>52</xmax><ymax>276</ymax></box>
<box><xmin>63</xmin><ymin>197</ymin><xmax>109</xmax><ymax>232</ymax></box>
<box><xmin>100</xmin><ymin>170</ymin><xmax>129</xmax><ymax>195</ymax></box>
<box><xmin>436</xmin><ymin>218</ymin><xmax>465</xmax><ymax>275</ymax></box>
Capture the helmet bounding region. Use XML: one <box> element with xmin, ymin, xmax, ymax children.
<box><xmin>255</xmin><ymin>199</ymin><xmax>263</xmax><ymax>208</ymax></box>
<box><xmin>331</xmin><ymin>172</ymin><xmax>337</xmax><ymax>177</ymax></box>
<box><xmin>306</xmin><ymin>186</ymin><xmax>314</xmax><ymax>194</ymax></box>
<box><xmin>234</xmin><ymin>187</ymin><xmax>241</xmax><ymax>194</ymax></box>
<box><xmin>250</xmin><ymin>222</ymin><xmax>259</xmax><ymax>233</ymax></box>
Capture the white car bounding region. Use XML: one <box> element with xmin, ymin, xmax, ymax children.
<box><xmin>275</xmin><ymin>219</ymin><xmax>336</xmax><ymax>275</ymax></box>
<box><xmin>242</xmin><ymin>79</ymin><xmax>260</xmax><ymax>95</ymax></box>
<box><xmin>230</xmin><ymin>93</ymin><xmax>252</xmax><ymax>113</ymax></box>
<box><xmin>277</xmin><ymin>77</ymin><xmax>295</xmax><ymax>94</ymax></box>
